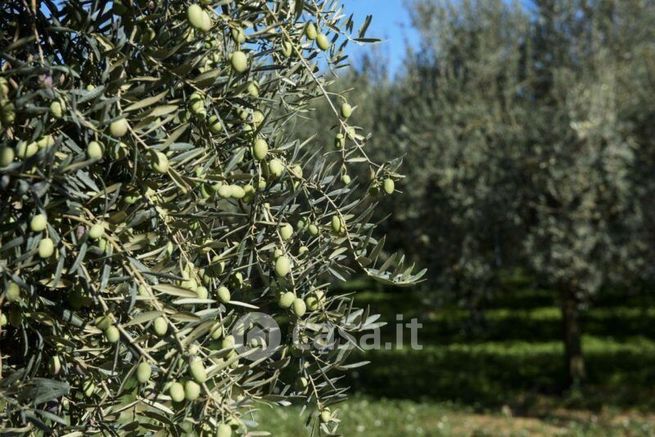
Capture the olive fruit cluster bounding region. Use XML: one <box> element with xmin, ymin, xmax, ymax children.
<box><xmin>0</xmin><ymin>1</ymin><xmax>422</xmax><ymax>435</ymax></box>
<box><xmin>0</xmin><ymin>78</ymin><xmax>15</xmax><ymax>125</ymax></box>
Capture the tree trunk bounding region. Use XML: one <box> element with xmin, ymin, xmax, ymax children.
<box><xmin>559</xmin><ymin>286</ymin><xmax>586</xmax><ymax>387</ymax></box>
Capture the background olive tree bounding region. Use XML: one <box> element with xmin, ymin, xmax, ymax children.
<box><xmin>301</xmin><ymin>0</ymin><xmax>655</xmax><ymax>387</ymax></box>
<box><xmin>0</xmin><ymin>1</ymin><xmax>422</xmax><ymax>435</ymax></box>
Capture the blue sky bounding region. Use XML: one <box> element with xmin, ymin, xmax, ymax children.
<box><xmin>342</xmin><ymin>0</ymin><xmax>421</xmax><ymax>76</ymax></box>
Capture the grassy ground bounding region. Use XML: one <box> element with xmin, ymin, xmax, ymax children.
<box><xmin>259</xmin><ymin>280</ymin><xmax>655</xmax><ymax>435</ymax></box>
<box><xmin>255</xmin><ymin>396</ymin><xmax>655</xmax><ymax>436</ymax></box>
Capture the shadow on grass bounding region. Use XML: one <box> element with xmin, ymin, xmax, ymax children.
<box><xmin>342</xmin><ymin>279</ymin><xmax>655</xmax><ymax>413</ymax></box>
<box><xmin>345</xmin><ymin>339</ymin><xmax>655</xmax><ymax>411</ymax></box>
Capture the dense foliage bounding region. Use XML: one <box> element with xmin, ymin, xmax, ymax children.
<box><xmin>0</xmin><ymin>1</ymin><xmax>422</xmax><ymax>434</ymax></box>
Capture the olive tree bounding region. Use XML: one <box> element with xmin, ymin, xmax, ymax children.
<box><xmin>521</xmin><ymin>0</ymin><xmax>653</xmax><ymax>385</ymax></box>
<box><xmin>321</xmin><ymin>0</ymin><xmax>531</xmax><ymax>312</ymax></box>
<box><xmin>0</xmin><ymin>1</ymin><xmax>421</xmax><ymax>434</ymax></box>
<box><xmin>330</xmin><ymin>0</ymin><xmax>655</xmax><ymax>386</ymax></box>
<box><xmin>399</xmin><ymin>0</ymin><xmax>653</xmax><ymax>385</ymax></box>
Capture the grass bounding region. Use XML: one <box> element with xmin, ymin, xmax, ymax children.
<box><xmin>254</xmin><ymin>396</ymin><xmax>655</xmax><ymax>436</ymax></box>
<box><xmin>260</xmin><ymin>279</ymin><xmax>655</xmax><ymax>435</ymax></box>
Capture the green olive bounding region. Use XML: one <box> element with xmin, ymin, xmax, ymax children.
<box><xmin>97</xmin><ymin>239</ymin><xmax>108</xmax><ymax>253</ymax></box>
<box><xmin>211</xmin><ymin>181</ymin><xmax>224</xmax><ymax>193</ymax></box>
<box><xmin>50</xmin><ymin>100</ymin><xmax>65</xmax><ymax>118</ymax></box>
<box><xmin>189</xmin><ymin>357</ymin><xmax>207</xmax><ymax>384</ymax></box>
<box><xmin>189</xmin><ymin>99</ymin><xmax>206</xmax><ymax>117</ymax></box>
<box><xmin>184</xmin><ymin>380</ymin><xmax>201</xmax><ymax>400</ymax></box>
<box><xmin>210</xmin><ymin>322</ymin><xmax>224</xmax><ymax>340</ymax></box>
<box><xmin>196</xmin><ymin>285</ymin><xmax>208</xmax><ymax>299</ymax></box>
<box><xmin>136</xmin><ymin>362</ymin><xmax>151</xmax><ymax>384</ymax></box>
<box><xmin>275</xmin><ymin>256</ymin><xmax>291</xmax><ymax>277</ymax></box>
<box><xmin>208</xmin><ymin>115</ymin><xmax>222</xmax><ymax>133</ymax></box>
<box><xmin>278</xmin><ymin>291</ymin><xmax>295</xmax><ymax>309</ymax></box>
<box><xmin>38</xmin><ymin>238</ymin><xmax>55</xmax><ymax>258</ymax></box>
<box><xmin>252</xmin><ymin>138</ymin><xmax>268</xmax><ymax>161</ymax></box>
<box><xmin>88</xmin><ymin>223</ymin><xmax>105</xmax><ymax>240</ymax></box>
<box><xmin>217</xmin><ymin>423</ymin><xmax>232</xmax><ymax>437</ymax></box>
<box><xmin>305</xmin><ymin>22</ymin><xmax>317</xmax><ymax>40</ymax></box>
<box><xmin>268</xmin><ymin>159</ymin><xmax>284</xmax><ymax>178</ymax></box>
<box><xmin>182</xmin><ymin>278</ymin><xmax>198</xmax><ymax>291</ymax></box>
<box><xmin>1</xmin><ymin>102</ymin><xmax>15</xmax><ymax>125</ymax></box>
<box><xmin>16</xmin><ymin>141</ymin><xmax>38</xmax><ymax>159</ymax></box>
<box><xmin>0</xmin><ymin>78</ymin><xmax>9</xmax><ymax>96</ymax></box>
<box><xmin>231</xmin><ymin>27</ymin><xmax>246</xmax><ymax>44</ymax></box>
<box><xmin>230</xmin><ymin>185</ymin><xmax>245</xmax><ymax>199</ymax></box>
<box><xmin>252</xmin><ymin>110</ymin><xmax>264</xmax><ymax>126</ymax></box>
<box><xmin>289</xmin><ymin>164</ymin><xmax>302</xmax><ymax>179</ymax></box>
<box><xmin>96</xmin><ymin>314</ymin><xmax>114</xmax><ymax>330</ymax></box>
<box><xmin>5</xmin><ymin>282</ymin><xmax>20</xmax><ymax>303</ymax></box>
<box><xmin>334</xmin><ymin>133</ymin><xmax>345</xmax><ymax>149</ymax></box>
<box><xmin>217</xmin><ymin>286</ymin><xmax>231</xmax><ymax>303</ymax></box>
<box><xmin>340</xmin><ymin>102</ymin><xmax>352</xmax><ymax>118</ymax></box>
<box><xmin>152</xmin><ymin>151</ymin><xmax>169</xmax><ymax>173</ymax></box>
<box><xmin>104</xmin><ymin>325</ymin><xmax>120</xmax><ymax>343</ymax></box>
<box><xmin>243</xmin><ymin>184</ymin><xmax>255</xmax><ymax>202</ymax></box>
<box><xmin>218</xmin><ymin>184</ymin><xmax>233</xmax><ymax>199</ymax></box>
<box><xmin>331</xmin><ymin>216</ymin><xmax>341</xmax><ymax>233</ymax></box>
<box><xmin>221</xmin><ymin>335</ymin><xmax>235</xmax><ymax>350</ymax></box>
<box><xmin>383</xmin><ymin>178</ymin><xmax>395</xmax><ymax>194</ymax></box>
<box><xmin>316</xmin><ymin>33</ymin><xmax>330</xmax><ymax>51</ymax></box>
<box><xmin>308</xmin><ymin>223</ymin><xmax>319</xmax><ymax>236</ymax></box>
<box><xmin>187</xmin><ymin>4</ymin><xmax>211</xmax><ymax>32</ymax></box>
<box><xmin>292</xmin><ymin>298</ymin><xmax>306</xmax><ymax>317</ymax></box>
<box><xmin>30</xmin><ymin>214</ymin><xmax>47</xmax><ymax>232</ymax></box>
<box><xmin>280</xmin><ymin>40</ymin><xmax>293</xmax><ymax>57</ymax></box>
<box><xmin>190</xmin><ymin>99</ymin><xmax>205</xmax><ymax>117</ymax></box>
<box><xmin>247</xmin><ymin>81</ymin><xmax>259</xmax><ymax>97</ymax></box>
<box><xmin>37</xmin><ymin>135</ymin><xmax>55</xmax><ymax>149</ymax></box>
<box><xmin>341</xmin><ymin>174</ymin><xmax>351</xmax><ymax>185</ymax></box>
<box><xmin>0</xmin><ymin>146</ymin><xmax>14</xmax><ymax>166</ymax></box>
<box><xmin>279</xmin><ymin>223</ymin><xmax>293</xmax><ymax>241</ymax></box>
<box><xmin>230</xmin><ymin>51</ymin><xmax>249</xmax><ymax>73</ymax></box>
<box><xmin>109</xmin><ymin>118</ymin><xmax>129</xmax><ymax>137</ymax></box>
<box><xmin>169</xmin><ymin>382</ymin><xmax>185</xmax><ymax>402</ymax></box>
<box><xmin>153</xmin><ymin>316</ymin><xmax>168</xmax><ymax>336</ymax></box>
<box><xmin>305</xmin><ymin>295</ymin><xmax>320</xmax><ymax>311</ymax></box>
<box><xmin>87</xmin><ymin>141</ymin><xmax>103</xmax><ymax>160</ymax></box>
